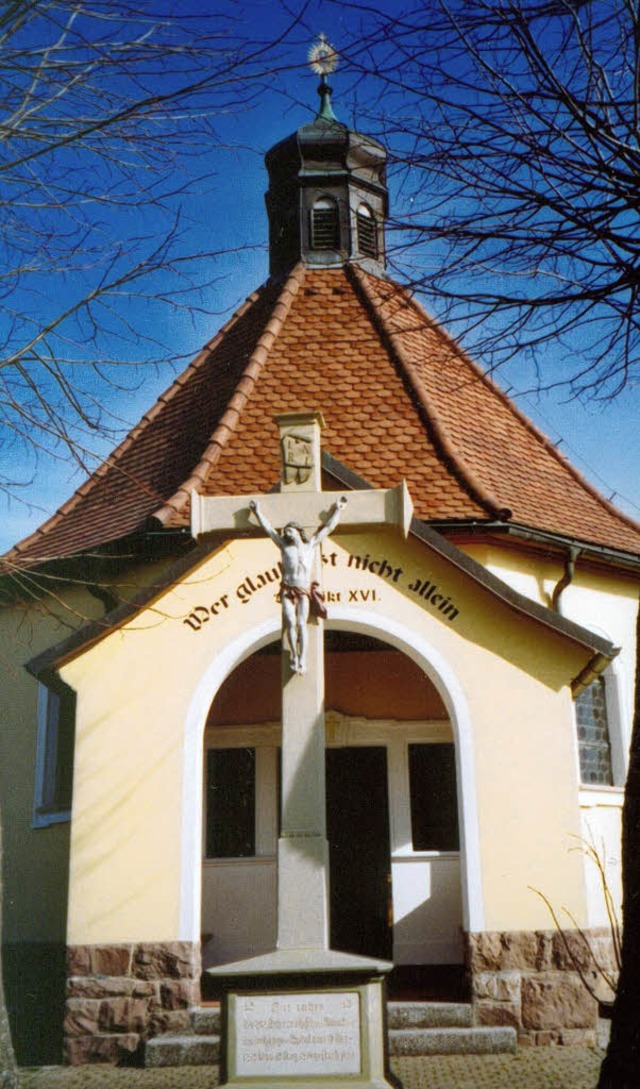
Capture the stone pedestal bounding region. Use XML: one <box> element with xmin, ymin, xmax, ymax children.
<box><xmin>209</xmin><ymin>950</ymin><xmax>399</xmax><ymax>1089</ymax></box>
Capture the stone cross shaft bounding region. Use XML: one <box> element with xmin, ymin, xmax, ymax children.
<box><xmin>191</xmin><ymin>412</ymin><xmax>412</xmax><ymax>954</ymax></box>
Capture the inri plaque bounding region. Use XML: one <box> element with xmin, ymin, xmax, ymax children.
<box><xmin>234</xmin><ymin>991</ymin><xmax>361</xmax><ymax>1077</ymax></box>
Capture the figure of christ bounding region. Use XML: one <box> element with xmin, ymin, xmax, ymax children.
<box><xmin>249</xmin><ymin>496</ymin><xmax>347</xmax><ymax>674</ymax></box>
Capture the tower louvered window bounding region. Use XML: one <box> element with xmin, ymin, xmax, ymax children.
<box><xmin>357</xmin><ymin>203</ymin><xmax>378</xmax><ymax>258</ymax></box>
<box><xmin>311</xmin><ymin>197</ymin><xmax>340</xmax><ymax>249</ymax></box>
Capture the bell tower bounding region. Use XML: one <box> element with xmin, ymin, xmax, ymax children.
<box><xmin>265</xmin><ymin>36</ymin><xmax>389</xmax><ymax>279</ymax></box>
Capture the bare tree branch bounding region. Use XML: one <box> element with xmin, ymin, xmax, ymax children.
<box><xmin>0</xmin><ymin>2</ymin><xmax>308</xmax><ymax>502</ymax></box>
<box><xmin>335</xmin><ymin>0</ymin><xmax>640</xmax><ymax>398</ymax></box>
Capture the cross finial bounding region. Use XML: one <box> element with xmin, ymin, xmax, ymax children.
<box><xmin>308</xmin><ymin>33</ymin><xmax>338</xmax><ymax>77</ymax></box>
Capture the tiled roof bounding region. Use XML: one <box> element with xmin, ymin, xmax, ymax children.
<box><xmin>4</xmin><ymin>263</ymin><xmax>640</xmax><ymax>573</ymax></box>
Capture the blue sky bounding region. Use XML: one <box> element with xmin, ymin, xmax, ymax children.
<box><xmin>1</xmin><ymin>0</ymin><xmax>639</xmax><ymax>553</ymax></box>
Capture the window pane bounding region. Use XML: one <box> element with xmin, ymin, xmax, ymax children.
<box><xmin>36</xmin><ymin>684</ymin><xmax>75</xmax><ymax>819</ymax></box>
<box><xmin>54</xmin><ymin>687</ymin><xmax>75</xmax><ymax>811</ymax></box>
<box><xmin>206</xmin><ymin>748</ymin><xmax>255</xmax><ymax>858</ymax></box>
<box><xmin>575</xmin><ymin>678</ymin><xmax>613</xmax><ymax>785</ymax></box>
<box><xmin>408</xmin><ymin>743</ymin><xmax>459</xmax><ymax>851</ymax></box>
<box><xmin>41</xmin><ymin>690</ymin><xmax>61</xmax><ymax>810</ymax></box>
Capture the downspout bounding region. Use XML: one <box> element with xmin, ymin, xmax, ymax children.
<box><xmin>551</xmin><ymin>545</ymin><xmax>581</xmax><ymax>615</ymax></box>
<box><xmin>87</xmin><ymin>583</ymin><xmax>120</xmax><ymax>614</ymax></box>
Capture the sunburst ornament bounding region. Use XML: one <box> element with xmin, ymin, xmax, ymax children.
<box><xmin>308</xmin><ymin>34</ymin><xmax>338</xmax><ymax>77</ymax></box>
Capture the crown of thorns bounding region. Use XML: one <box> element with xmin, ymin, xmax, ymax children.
<box><xmin>282</xmin><ymin>522</ymin><xmax>308</xmax><ymax>543</ymax></box>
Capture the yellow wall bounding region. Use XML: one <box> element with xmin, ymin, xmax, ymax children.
<box><xmin>462</xmin><ymin>542</ymin><xmax>638</xmax><ymax>677</ymax></box>
<box><xmin>460</xmin><ymin>540</ymin><xmax>638</xmax><ymax>928</ymax></box>
<box><xmin>0</xmin><ymin>587</ymin><xmax>102</xmax><ymax>943</ymax></box>
<box><xmin>57</xmin><ymin>529</ymin><xmax>599</xmax><ymax>944</ymax></box>
<box><xmin>0</xmin><ymin>553</ymin><xmax>181</xmax><ymax>945</ymax></box>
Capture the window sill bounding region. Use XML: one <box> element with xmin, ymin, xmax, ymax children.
<box><xmin>203</xmin><ymin>855</ymin><xmax>276</xmax><ymax>865</ymax></box>
<box><xmin>579</xmin><ymin>784</ymin><xmax>624</xmax><ymax>807</ymax></box>
<box><xmin>33</xmin><ymin>809</ymin><xmax>71</xmax><ymax>829</ymax></box>
<box><xmin>392</xmin><ymin>850</ymin><xmax>460</xmax><ymax>861</ymax></box>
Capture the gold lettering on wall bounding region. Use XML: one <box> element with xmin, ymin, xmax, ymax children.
<box><xmin>181</xmin><ymin>552</ymin><xmax>460</xmax><ymax>631</ymax></box>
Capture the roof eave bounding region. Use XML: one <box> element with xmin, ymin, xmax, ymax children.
<box><xmin>25</xmin><ymin>457</ymin><xmax>620</xmax><ymax>687</ymax></box>
<box><xmin>429</xmin><ymin>518</ymin><xmax>640</xmax><ymax>574</ymax></box>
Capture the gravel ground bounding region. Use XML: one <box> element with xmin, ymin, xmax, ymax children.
<box><xmin>20</xmin><ymin>1049</ymin><xmax>604</xmax><ymax>1089</ymax></box>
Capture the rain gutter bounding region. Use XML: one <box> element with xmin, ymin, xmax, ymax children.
<box><xmin>428</xmin><ymin>520</ymin><xmax>640</xmax><ymax>574</ymax></box>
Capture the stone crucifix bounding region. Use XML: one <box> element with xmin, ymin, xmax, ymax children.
<box><xmin>191</xmin><ymin>411</ymin><xmax>412</xmax><ymax>957</ymax></box>
<box><xmin>248</xmin><ymin>494</ymin><xmax>347</xmax><ymax>674</ymax></box>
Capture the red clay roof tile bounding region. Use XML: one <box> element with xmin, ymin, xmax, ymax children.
<box><xmin>3</xmin><ymin>263</ymin><xmax>640</xmax><ymax>573</ymax></box>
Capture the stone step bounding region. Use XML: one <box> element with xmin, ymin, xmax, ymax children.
<box><xmin>389</xmin><ymin>1026</ymin><xmax>517</xmax><ymax>1056</ymax></box>
<box><xmin>146</xmin><ymin>1034</ymin><xmax>220</xmax><ymax>1068</ymax></box>
<box><xmin>191</xmin><ymin>1006</ymin><xmax>221</xmax><ymax>1035</ymax></box>
<box><xmin>189</xmin><ymin>1001</ymin><xmax>472</xmax><ymax>1036</ymax></box>
<box><xmin>387</xmin><ymin>1001</ymin><xmax>472</xmax><ymax>1029</ymax></box>
<box><xmin>145</xmin><ymin>1003</ymin><xmax>516</xmax><ymax>1067</ymax></box>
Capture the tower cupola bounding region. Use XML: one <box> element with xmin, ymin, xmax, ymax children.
<box><xmin>265</xmin><ymin>37</ymin><xmax>388</xmax><ymax>279</ymax></box>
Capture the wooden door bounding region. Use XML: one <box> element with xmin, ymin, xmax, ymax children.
<box><xmin>326</xmin><ymin>746</ymin><xmax>392</xmax><ymax>960</ymax></box>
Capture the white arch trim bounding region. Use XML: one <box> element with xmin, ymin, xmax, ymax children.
<box><xmin>180</xmin><ymin>617</ymin><xmax>280</xmax><ymax>941</ymax></box>
<box><xmin>179</xmin><ymin>607</ymin><xmax>485</xmax><ymax>941</ymax></box>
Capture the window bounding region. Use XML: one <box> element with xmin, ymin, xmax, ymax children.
<box><xmin>206</xmin><ymin>748</ymin><xmax>256</xmax><ymax>857</ymax></box>
<box><xmin>311</xmin><ymin>197</ymin><xmax>340</xmax><ymax>250</ymax></box>
<box><xmin>356</xmin><ymin>203</ymin><xmax>378</xmax><ymax>258</ymax></box>
<box><xmin>408</xmin><ymin>743</ymin><xmax>459</xmax><ymax>851</ymax></box>
<box><xmin>33</xmin><ymin>682</ymin><xmax>75</xmax><ymax>827</ymax></box>
<box><xmin>575</xmin><ymin>677</ymin><xmax>614</xmax><ymax>785</ymax></box>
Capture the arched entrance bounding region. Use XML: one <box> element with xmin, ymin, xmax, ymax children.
<box><xmin>196</xmin><ymin>623</ymin><xmax>474</xmax><ymax>979</ymax></box>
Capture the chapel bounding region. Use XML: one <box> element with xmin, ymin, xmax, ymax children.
<box><xmin>1</xmin><ymin>67</ymin><xmax>639</xmax><ymax>1068</ymax></box>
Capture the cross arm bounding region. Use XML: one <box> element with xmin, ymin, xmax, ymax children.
<box><xmin>191</xmin><ymin>482</ymin><xmax>413</xmax><ymax>540</ymax></box>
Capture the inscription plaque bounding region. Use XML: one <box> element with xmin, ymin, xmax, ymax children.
<box><xmin>234</xmin><ymin>991</ymin><xmax>361</xmax><ymax>1077</ymax></box>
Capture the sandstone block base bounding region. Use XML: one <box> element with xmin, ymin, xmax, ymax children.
<box><xmin>64</xmin><ymin>942</ymin><xmax>200</xmax><ymax>1066</ymax></box>
<box><xmin>467</xmin><ymin>929</ymin><xmax>614</xmax><ymax>1046</ymax></box>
